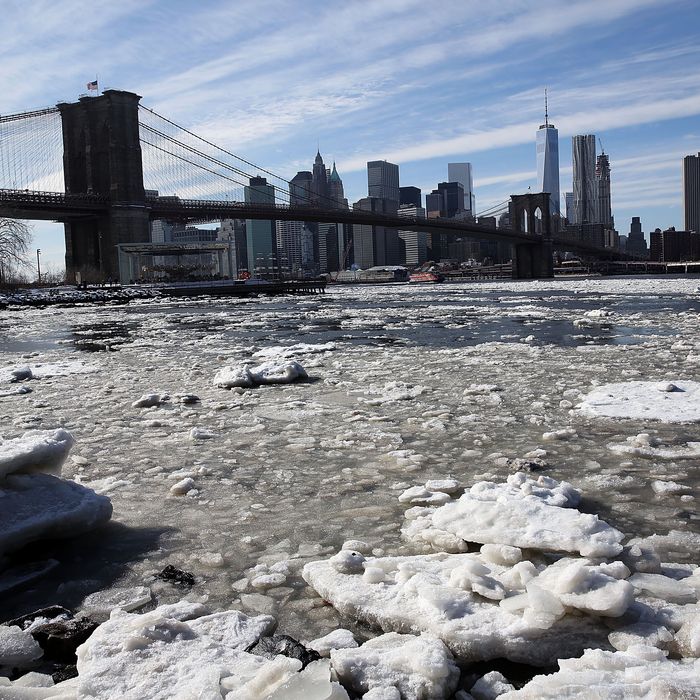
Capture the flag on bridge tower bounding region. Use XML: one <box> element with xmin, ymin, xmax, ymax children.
<box><xmin>87</xmin><ymin>79</ymin><xmax>98</xmax><ymax>91</ymax></box>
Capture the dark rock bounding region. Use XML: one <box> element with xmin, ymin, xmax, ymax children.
<box><xmin>32</xmin><ymin>617</ymin><xmax>99</xmax><ymax>663</ymax></box>
<box><xmin>248</xmin><ymin>634</ymin><xmax>321</xmax><ymax>669</ymax></box>
<box><xmin>507</xmin><ymin>458</ymin><xmax>548</xmax><ymax>473</ymax></box>
<box><xmin>4</xmin><ymin>606</ymin><xmax>73</xmax><ymax>630</ymax></box>
<box><xmin>51</xmin><ymin>664</ymin><xmax>78</xmax><ymax>684</ymax></box>
<box><xmin>155</xmin><ymin>564</ymin><xmax>196</xmax><ymax>586</ymax></box>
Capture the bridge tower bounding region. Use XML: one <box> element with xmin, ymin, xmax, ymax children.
<box><xmin>509</xmin><ymin>192</ymin><xmax>554</xmax><ymax>279</ymax></box>
<box><xmin>57</xmin><ymin>90</ymin><xmax>149</xmax><ymax>282</ymax></box>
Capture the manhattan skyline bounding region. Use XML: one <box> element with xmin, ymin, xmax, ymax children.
<box><xmin>2</xmin><ymin>0</ymin><xmax>699</xmax><ymax>269</ymax></box>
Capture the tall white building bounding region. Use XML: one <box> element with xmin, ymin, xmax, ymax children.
<box><xmin>572</xmin><ymin>135</ymin><xmax>597</xmax><ymax>224</ymax></box>
<box><xmin>447</xmin><ymin>163</ymin><xmax>475</xmax><ymax>214</ymax></box>
<box><xmin>535</xmin><ymin>92</ymin><xmax>560</xmax><ymax>215</ymax></box>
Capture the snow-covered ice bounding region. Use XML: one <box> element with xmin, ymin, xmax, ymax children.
<box><xmin>578</xmin><ymin>380</ymin><xmax>700</xmax><ymax>422</ymax></box>
<box><xmin>0</xmin><ymin>429</ymin><xmax>75</xmax><ymax>478</ymax></box>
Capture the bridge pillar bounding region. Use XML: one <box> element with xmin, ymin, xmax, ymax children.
<box><xmin>57</xmin><ymin>90</ymin><xmax>149</xmax><ymax>282</ymax></box>
<box><xmin>508</xmin><ymin>193</ymin><xmax>554</xmax><ymax>279</ymax></box>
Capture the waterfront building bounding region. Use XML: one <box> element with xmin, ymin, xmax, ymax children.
<box><xmin>397</xmin><ymin>203</ymin><xmax>428</xmax><ymax>267</ymax></box>
<box><xmin>572</xmin><ymin>135</ymin><xmax>597</xmax><ymax>224</ymax></box>
<box><xmin>649</xmin><ymin>227</ymin><xmax>700</xmax><ymax>262</ymax></box>
<box><xmin>447</xmin><ymin>163</ymin><xmax>476</xmax><ymax>214</ymax></box>
<box><xmin>683</xmin><ymin>152</ymin><xmax>700</xmax><ymax>234</ymax></box>
<box><xmin>367</xmin><ymin>160</ymin><xmax>400</xmax><ymax>204</ymax></box>
<box><xmin>400</xmin><ymin>186</ymin><xmax>422</xmax><ymax>208</ymax></box>
<box><xmin>244</xmin><ymin>176</ymin><xmax>277</xmax><ymax>278</ymax></box>
<box><xmin>595</xmin><ymin>152</ymin><xmax>613</xmax><ymax>227</ymax></box>
<box><xmin>352</xmin><ymin>197</ymin><xmax>401</xmax><ymax>268</ymax></box>
<box><xmin>535</xmin><ymin>96</ymin><xmax>560</xmax><ymax>215</ymax></box>
<box><xmin>626</xmin><ymin>217</ymin><xmax>648</xmax><ymax>258</ymax></box>
<box><xmin>219</xmin><ymin>218</ymin><xmax>247</xmax><ymax>278</ymax></box>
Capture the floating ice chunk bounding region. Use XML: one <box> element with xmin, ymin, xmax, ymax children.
<box><xmin>214</xmin><ymin>366</ymin><xmax>255</xmax><ymax>389</ymax></box>
<box><xmin>330</xmin><ymin>632</ymin><xmax>459</xmax><ymax>700</ymax></box>
<box><xmin>578</xmin><ymin>380</ymin><xmax>700</xmax><ymax>422</ymax></box>
<box><xmin>584</xmin><ymin>309</ymin><xmax>613</xmax><ymax>318</ymax></box>
<box><xmin>533</xmin><ymin>558</ymin><xmax>634</xmax><ymax>617</ymax></box>
<box><xmin>627</xmin><ymin>530</ymin><xmax>700</xmax><ymax>562</ymax></box>
<box><xmin>330</xmin><ymin>550</ymin><xmax>366</xmax><ymax>574</ymax></box>
<box><xmin>470</xmin><ymin>671</ymin><xmax>515</xmax><ymax>699</ymax></box>
<box><xmin>76</xmin><ymin>602</ymin><xmax>277</xmax><ymax>699</ymax></box>
<box><xmin>0</xmin><ymin>625</ymin><xmax>43</xmax><ymax>667</ymax></box>
<box><xmin>304</xmin><ymin>552</ymin><xmax>614</xmax><ymax>666</ymax></box>
<box><xmin>251</xmin><ymin>360</ymin><xmax>307</xmax><ymax>385</ymax></box>
<box><xmin>463</xmin><ymin>385</ymin><xmax>501</xmax><ymax>395</ymax></box>
<box><xmin>131</xmin><ymin>393</ymin><xmax>167</xmax><ymax>408</ymax></box>
<box><xmin>480</xmin><ymin>545</ymin><xmax>523</xmax><ymax>567</ymax></box>
<box><xmin>406</xmin><ymin>474</ymin><xmax>617</xmax><ymax>558</ymax></box>
<box><xmin>0</xmin><ymin>429</ymin><xmax>75</xmax><ymax>479</ymax></box>
<box><xmin>657</xmin><ymin>382</ymin><xmax>679</xmax><ymax>392</ymax></box>
<box><xmin>673</xmin><ymin>612</ymin><xmax>700</xmax><ymax>658</ymax></box>
<box><xmin>608</xmin><ymin>622</ymin><xmax>673</xmax><ymax>652</ymax></box>
<box><xmin>541</xmin><ymin>427</ymin><xmax>577</xmax><ymax>441</ymax></box>
<box><xmin>363</xmin><ymin>381</ymin><xmax>427</xmax><ymax>405</ymax></box>
<box><xmin>341</xmin><ymin>540</ymin><xmax>372</xmax><ymax>555</ymax></box>
<box><xmin>175</xmin><ymin>393</ymin><xmax>200</xmax><ymax>404</ymax></box>
<box><xmin>252</xmin><ymin>342</ymin><xmax>336</xmax><ymax>360</ymax></box>
<box><xmin>308</xmin><ymin>629</ymin><xmax>358</xmax><ymax>658</ymax></box>
<box><xmin>628</xmin><ymin>573</ymin><xmax>697</xmax><ymax>604</ymax></box>
<box><xmin>651</xmin><ymin>479</ymin><xmax>690</xmax><ymax>495</ymax></box>
<box><xmin>498</xmin><ymin>645</ymin><xmax>700</xmax><ymax>698</ymax></box>
<box><xmin>9</xmin><ymin>366</ymin><xmax>33</xmax><ymax>381</ymax></box>
<box><xmin>620</xmin><ymin>542</ymin><xmax>662</xmax><ymax>574</ymax></box>
<box><xmin>188</xmin><ymin>427</ymin><xmax>216</xmax><ymax>441</ymax></box>
<box><xmin>251</xmin><ymin>573</ymin><xmax>287</xmax><ymax>590</ymax></box>
<box><xmin>424</xmin><ymin>478</ymin><xmax>461</xmax><ymax>495</ymax></box>
<box><xmin>607</xmin><ymin>433</ymin><xmax>700</xmax><ymax>459</ymax></box>
<box><xmin>398</xmin><ymin>486</ymin><xmax>452</xmax><ymax>506</ymax></box>
<box><xmin>82</xmin><ymin>586</ymin><xmax>153</xmax><ymax>616</ymax></box>
<box><xmin>0</xmin><ymin>473</ymin><xmax>112</xmax><ymax>556</ymax></box>
<box><xmin>169</xmin><ymin>477</ymin><xmax>196</xmax><ymax>496</ymax></box>
<box><xmin>261</xmin><ymin>658</ymin><xmax>350</xmax><ymax>700</ymax></box>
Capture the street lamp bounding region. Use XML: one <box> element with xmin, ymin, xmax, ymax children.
<box><xmin>36</xmin><ymin>249</ymin><xmax>41</xmax><ymax>286</ymax></box>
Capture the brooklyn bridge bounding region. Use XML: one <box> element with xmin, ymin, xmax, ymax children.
<box><xmin>0</xmin><ymin>90</ymin><xmax>627</xmax><ymax>282</ymax></box>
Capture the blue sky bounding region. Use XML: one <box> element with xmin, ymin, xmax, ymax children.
<box><xmin>2</xmin><ymin>0</ymin><xmax>699</xmax><ymax>271</ymax></box>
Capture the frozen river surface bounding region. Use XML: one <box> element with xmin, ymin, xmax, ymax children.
<box><xmin>1</xmin><ymin>276</ymin><xmax>699</xmax><ymax>641</ymax></box>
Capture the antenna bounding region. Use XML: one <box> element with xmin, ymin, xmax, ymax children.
<box><xmin>544</xmin><ymin>88</ymin><xmax>549</xmax><ymax>126</ymax></box>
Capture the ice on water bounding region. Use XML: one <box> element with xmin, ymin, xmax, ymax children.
<box><xmin>2</xmin><ymin>277</ymin><xmax>700</xmax><ymax>696</ymax></box>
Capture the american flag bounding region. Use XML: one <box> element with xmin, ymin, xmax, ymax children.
<box><xmin>87</xmin><ymin>80</ymin><xmax>98</xmax><ymax>91</ymax></box>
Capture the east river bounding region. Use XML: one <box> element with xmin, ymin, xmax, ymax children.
<box><xmin>1</xmin><ymin>276</ymin><xmax>699</xmax><ymax>642</ymax></box>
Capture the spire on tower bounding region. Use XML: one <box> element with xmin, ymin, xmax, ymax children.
<box><xmin>544</xmin><ymin>88</ymin><xmax>549</xmax><ymax>127</ymax></box>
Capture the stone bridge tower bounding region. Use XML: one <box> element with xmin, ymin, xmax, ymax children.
<box><xmin>509</xmin><ymin>192</ymin><xmax>554</xmax><ymax>278</ymax></box>
<box><xmin>57</xmin><ymin>90</ymin><xmax>149</xmax><ymax>282</ymax></box>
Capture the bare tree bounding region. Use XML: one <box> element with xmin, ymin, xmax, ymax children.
<box><xmin>0</xmin><ymin>218</ymin><xmax>33</xmax><ymax>286</ymax></box>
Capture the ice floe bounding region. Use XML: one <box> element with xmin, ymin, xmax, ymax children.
<box><xmin>0</xmin><ymin>429</ymin><xmax>111</xmax><ymax>556</ymax></box>
<box><xmin>214</xmin><ymin>360</ymin><xmax>308</xmax><ymax>389</ymax></box>
<box><xmin>578</xmin><ymin>380</ymin><xmax>700</xmax><ymax>422</ymax></box>
<box><xmin>499</xmin><ymin>645</ymin><xmax>700</xmax><ymax>698</ymax></box>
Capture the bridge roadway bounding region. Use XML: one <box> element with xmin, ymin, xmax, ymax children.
<box><xmin>0</xmin><ymin>188</ymin><xmax>629</xmax><ymax>259</ymax></box>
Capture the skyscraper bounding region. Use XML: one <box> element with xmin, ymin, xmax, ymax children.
<box><xmin>595</xmin><ymin>152</ymin><xmax>613</xmax><ymax>227</ymax></box>
<box><xmin>683</xmin><ymin>152</ymin><xmax>700</xmax><ymax>234</ymax></box>
<box><xmin>328</xmin><ymin>162</ymin><xmax>347</xmax><ymax>208</ymax></box>
<box><xmin>572</xmin><ymin>135</ymin><xmax>597</xmax><ymax>224</ymax></box>
<box><xmin>367</xmin><ymin>160</ymin><xmax>400</xmax><ymax>203</ymax></box>
<box><xmin>400</xmin><ymin>186</ymin><xmax>422</xmax><ymax>207</ymax></box>
<box><xmin>447</xmin><ymin>163</ymin><xmax>475</xmax><ymax>214</ymax></box>
<box><xmin>626</xmin><ymin>216</ymin><xmax>648</xmax><ymax>258</ymax></box>
<box><xmin>244</xmin><ymin>176</ymin><xmax>277</xmax><ymax>277</ymax></box>
<box><xmin>535</xmin><ymin>93</ymin><xmax>560</xmax><ymax>215</ymax></box>
<box><xmin>312</xmin><ymin>151</ymin><xmax>329</xmax><ymax>205</ymax></box>
<box><xmin>565</xmin><ymin>192</ymin><xmax>574</xmax><ymax>222</ymax></box>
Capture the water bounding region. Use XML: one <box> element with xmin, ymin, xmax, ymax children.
<box><xmin>1</xmin><ymin>276</ymin><xmax>699</xmax><ymax>640</ymax></box>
